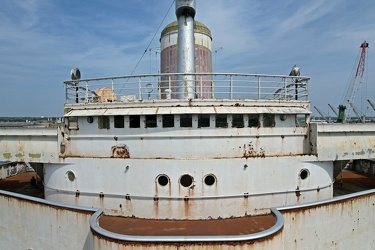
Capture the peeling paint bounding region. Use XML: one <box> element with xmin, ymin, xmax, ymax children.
<box><xmin>29</xmin><ymin>153</ymin><xmax>41</xmax><ymax>159</ymax></box>
<box><xmin>3</xmin><ymin>153</ymin><xmax>11</xmax><ymax>159</ymax></box>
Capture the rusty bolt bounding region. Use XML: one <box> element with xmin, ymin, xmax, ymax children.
<box><xmin>75</xmin><ymin>190</ymin><xmax>80</xmax><ymax>197</ymax></box>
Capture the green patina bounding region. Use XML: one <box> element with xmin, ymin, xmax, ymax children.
<box><xmin>3</xmin><ymin>153</ymin><xmax>12</xmax><ymax>159</ymax></box>
<box><xmin>15</xmin><ymin>153</ymin><xmax>25</xmax><ymax>158</ymax></box>
<box><xmin>29</xmin><ymin>153</ymin><xmax>41</xmax><ymax>159</ymax></box>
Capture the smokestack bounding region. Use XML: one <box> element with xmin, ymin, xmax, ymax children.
<box><xmin>175</xmin><ymin>0</ymin><xmax>196</xmax><ymax>99</ymax></box>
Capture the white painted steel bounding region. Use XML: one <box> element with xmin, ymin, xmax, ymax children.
<box><xmin>44</xmin><ymin>156</ymin><xmax>333</xmax><ymax>219</ymax></box>
<box><xmin>310</xmin><ymin>122</ymin><xmax>375</xmax><ymax>161</ymax></box>
<box><xmin>2</xmin><ymin>182</ymin><xmax>375</xmax><ymax>249</ymax></box>
<box><xmin>0</xmin><ymin>127</ymin><xmax>59</xmax><ymax>163</ymax></box>
<box><xmin>0</xmin><ymin>190</ymin><xmax>95</xmax><ymax>250</ymax></box>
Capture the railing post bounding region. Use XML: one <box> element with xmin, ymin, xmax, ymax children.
<box><xmin>284</xmin><ymin>78</ymin><xmax>287</xmax><ymax>100</ymax></box>
<box><xmin>258</xmin><ymin>76</ymin><xmax>261</xmax><ymax>99</ymax></box>
<box><xmin>212</xmin><ymin>74</ymin><xmax>215</xmax><ymax>99</ymax></box>
<box><xmin>230</xmin><ymin>75</ymin><xmax>233</xmax><ymax>99</ymax></box>
<box><xmin>65</xmin><ymin>83</ymin><xmax>68</xmax><ymax>104</ymax></box>
<box><xmin>139</xmin><ymin>77</ymin><xmax>142</xmax><ymax>100</ymax></box>
<box><xmin>85</xmin><ymin>81</ymin><xmax>89</xmax><ymax>103</ymax></box>
<box><xmin>111</xmin><ymin>79</ymin><xmax>114</xmax><ymax>101</ymax></box>
<box><xmin>200</xmin><ymin>75</ymin><xmax>203</xmax><ymax>99</ymax></box>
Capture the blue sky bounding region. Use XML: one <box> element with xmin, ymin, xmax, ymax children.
<box><xmin>0</xmin><ymin>0</ymin><xmax>374</xmax><ymax>117</ymax></box>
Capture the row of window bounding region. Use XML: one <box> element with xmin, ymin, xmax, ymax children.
<box><xmin>86</xmin><ymin>114</ymin><xmax>307</xmax><ymax>130</ymax></box>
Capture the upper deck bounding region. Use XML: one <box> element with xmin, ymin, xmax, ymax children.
<box><xmin>64</xmin><ymin>73</ymin><xmax>310</xmax><ymax>107</ymax></box>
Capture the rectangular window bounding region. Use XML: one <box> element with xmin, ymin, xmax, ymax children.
<box><xmin>248</xmin><ymin>114</ymin><xmax>259</xmax><ymax>127</ymax></box>
<box><xmin>263</xmin><ymin>114</ymin><xmax>275</xmax><ymax>127</ymax></box>
<box><xmin>67</xmin><ymin>117</ymin><xmax>78</xmax><ymax>130</ymax></box>
<box><xmin>198</xmin><ymin>114</ymin><xmax>210</xmax><ymax>128</ymax></box>
<box><xmin>163</xmin><ymin>115</ymin><xmax>174</xmax><ymax>128</ymax></box>
<box><xmin>98</xmin><ymin>116</ymin><xmax>110</xmax><ymax>129</ymax></box>
<box><xmin>215</xmin><ymin>114</ymin><xmax>228</xmax><ymax>128</ymax></box>
<box><xmin>145</xmin><ymin>115</ymin><xmax>157</xmax><ymax>128</ymax></box>
<box><xmin>114</xmin><ymin>116</ymin><xmax>124</xmax><ymax>128</ymax></box>
<box><xmin>180</xmin><ymin>114</ymin><xmax>192</xmax><ymax>128</ymax></box>
<box><xmin>129</xmin><ymin>115</ymin><xmax>140</xmax><ymax>128</ymax></box>
<box><xmin>232</xmin><ymin>114</ymin><xmax>244</xmax><ymax>128</ymax></box>
<box><xmin>296</xmin><ymin>114</ymin><xmax>307</xmax><ymax>127</ymax></box>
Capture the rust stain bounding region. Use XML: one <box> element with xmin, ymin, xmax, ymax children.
<box><xmin>111</xmin><ymin>145</ymin><xmax>130</xmax><ymax>158</ymax></box>
<box><xmin>98</xmin><ymin>214</ymin><xmax>276</xmax><ymax>236</ymax></box>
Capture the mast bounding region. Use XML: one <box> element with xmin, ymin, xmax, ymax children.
<box><xmin>175</xmin><ymin>0</ymin><xmax>196</xmax><ymax>99</ymax></box>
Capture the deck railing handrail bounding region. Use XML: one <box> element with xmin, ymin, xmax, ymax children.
<box><xmin>64</xmin><ymin>73</ymin><xmax>310</xmax><ymax>104</ymax></box>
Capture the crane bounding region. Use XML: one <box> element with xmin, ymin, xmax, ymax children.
<box><xmin>340</xmin><ymin>41</ymin><xmax>369</xmax><ymax>122</ymax></box>
<box><xmin>368</xmin><ymin>99</ymin><xmax>375</xmax><ymax>111</ymax></box>
<box><xmin>328</xmin><ymin>104</ymin><xmax>338</xmax><ymax>116</ymax></box>
<box><xmin>314</xmin><ymin>106</ymin><xmax>331</xmax><ymax>123</ymax></box>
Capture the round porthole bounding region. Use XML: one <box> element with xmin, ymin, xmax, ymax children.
<box><xmin>66</xmin><ymin>171</ymin><xmax>76</xmax><ymax>182</ymax></box>
<box><xmin>280</xmin><ymin>114</ymin><xmax>287</xmax><ymax>121</ymax></box>
<box><xmin>87</xmin><ymin>116</ymin><xmax>94</xmax><ymax>123</ymax></box>
<box><xmin>180</xmin><ymin>174</ymin><xmax>193</xmax><ymax>187</ymax></box>
<box><xmin>157</xmin><ymin>175</ymin><xmax>169</xmax><ymax>186</ymax></box>
<box><xmin>204</xmin><ymin>174</ymin><xmax>216</xmax><ymax>186</ymax></box>
<box><xmin>299</xmin><ymin>169</ymin><xmax>310</xmax><ymax>180</ymax></box>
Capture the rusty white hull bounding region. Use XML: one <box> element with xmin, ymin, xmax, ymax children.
<box><xmin>43</xmin><ymin>156</ymin><xmax>333</xmax><ymax>219</ymax></box>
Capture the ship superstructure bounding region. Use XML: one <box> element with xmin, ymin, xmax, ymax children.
<box><xmin>0</xmin><ymin>0</ymin><xmax>375</xmax><ymax>249</ymax></box>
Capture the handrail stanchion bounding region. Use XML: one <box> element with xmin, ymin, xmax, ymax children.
<box><xmin>85</xmin><ymin>81</ymin><xmax>89</xmax><ymax>103</ymax></box>
<box><xmin>111</xmin><ymin>79</ymin><xmax>114</xmax><ymax>101</ymax></box>
<box><xmin>230</xmin><ymin>75</ymin><xmax>233</xmax><ymax>99</ymax></box>
<box><xmin>284</xmin><ymin>78</ymin><xmax>287</xmax><ymax>100</ymax></box>
<box><xmin>139</xmin><ymin>77</ymin><xmax>142</xmax><ymax>100</ymax></box>
<box><xmin>258</xmin><ymin>76</ymin><xmax>261</xmax><ymax>99</ymax></box>
<box><xmin>200</xmin><ymin>75</ymin><xmax>203</xmax><ymax>99</ymax></box>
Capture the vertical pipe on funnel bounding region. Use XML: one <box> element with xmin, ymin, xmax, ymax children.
<box><xmin>175</xmin><ymin>0</ymin><xmax>196</xmax><ymax>99</ymax></box>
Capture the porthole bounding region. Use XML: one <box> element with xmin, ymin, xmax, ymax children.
<box><xmin>157</xmin><ymin>175</ymin><xmax>169</xmax><ymax>186</ymax></box>
<box><xmin>180</xmin><ymin>174</ymin><xmax>193</xmax><ymax>187</ymax></box>
<box><xmin>204</xmin><ymin>174</ymin><xmax>216</xmax><ymax>186</ymax></box>
<box><xmin>280</xmin><ymin>114</ymin><xmax>287</xmax><ymax>121</ymax></box>
<box><xmin>299</xmin><ymin>169</ymin><xmax>310</xmax><ymax>180</ymax></box>
<box><xmin>66</xmin><ymin>171</ymin><xmax>76</xmax><ymax>182</ymax></box>
<box><xmin>87</xmin><ymin>116</ymin><xmax>94</xmax><ymax>123</ymax></box>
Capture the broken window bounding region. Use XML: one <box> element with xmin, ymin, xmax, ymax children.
<box><xmin>98</xmin><ymin>116</ymin><xmax>110</xmax><ymax>129</ymax></box>
<box><xmin>198</xmin><ymin>114</ymin><xmax>210</xmax><ymax>128</ymax></box>
<box><xmin>263</xmin><ymin>114</ymin><xmax>275</xmax><ymax>127</ymax></box>
<box><xmin>248</xmin><ymin>114</ymin><xmax>259</xmax><ymax>127</ymax></box>
<box><xmin>145</xmin><ymin>115</ymin><xmax>157</xmax><ymax>128</ymax></box>
<box><xmin>215</xmin><ymin>114</ymin><xmax>228</xmax><ymax>128</ymax></box>
<box><xmin>129</xmin><ymin>115</ymin><xmax>140</xmax><ymax>128</ymax></box>
<box><xmin>163</xmin><ymin>114</ymin><xmax>174</xmax><ymax>128</ymax></box>
<box><xmin>114</xmin><ymin>116</ymin><xmax>124</xmax><ymax>128</ymax></box>
<box><xmin>232</xmin><ymin>114</ymin><xmax>244</xmax><ymax>128</ymax></box>
<box><xmin>180</xmin><ymin>114</ymin><xmax>192</xmax><ymax>128</ymax></box>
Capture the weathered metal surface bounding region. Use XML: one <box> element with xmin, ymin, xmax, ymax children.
<box><xmin>0</xmin><ymin>190</ymin><xmax>95</xmax><ymax>250</ymax></box>
<box><xmin>310</xmin><ymin>123</ymin><xmax>375</xmax><ymax>161</ymax></box>
<box><xmin>0</xmin><ymin>172</ymin><xmax>375</xmax><ymax>249</ymax></box>
<box><xmin>44</xmin><ymin>157</ymin><xmax>333</xmax><ymax>219</ymax></box>
<box><xmin>0</xmin><ymin>127</ymin><xmax>59</xmax><ymax>163</ymax></box>
<box><xmin>98</xmin><ymin>214</ymin><xmax>275</xmax><ymax>236</ymax></box>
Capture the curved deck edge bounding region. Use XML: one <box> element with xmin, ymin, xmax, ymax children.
<box><xmin>89</xmin><ymin>187</ymin><xmax>375</xmax><ymax>243</ymax></box>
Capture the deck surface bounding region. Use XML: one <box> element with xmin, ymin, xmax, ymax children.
<box><xmin>98</xmin><ymin>214</ymin><xmax>275</xmax><ymax>236</ymax></box>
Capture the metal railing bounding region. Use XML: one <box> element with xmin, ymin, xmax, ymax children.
<box><xmin>64</xmin><ymin>73</ymin><xmax>309</xmax><ymax>104</ymax></box>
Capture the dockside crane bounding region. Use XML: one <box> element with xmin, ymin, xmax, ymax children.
<box><xmin>314</xmin><ymin>106</ymin><xmax>331</xmax><ymax>123</ymax></box>
<box><xmin>367</xmin><ymin>99</ymin><xmax>375</xmax><ymax>111</ymax></box>
<box><xmin>328</xmin><ymin>104</ymin><xmax>338</xmax><ymax>116</ymax></box>
<box><xmin>339</xmin><ymin>41</ymin><xmax>369</xmax><ymax>122</ymax></box>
